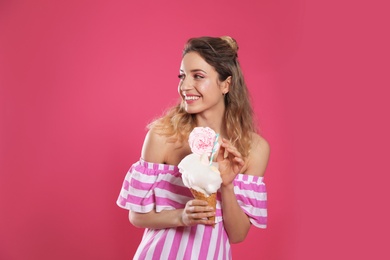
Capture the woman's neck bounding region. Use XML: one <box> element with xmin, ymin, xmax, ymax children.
<box><xmin>195</xmin><ymin>110</ymin><xmax>226</xmax><ymax>136</ymax></box>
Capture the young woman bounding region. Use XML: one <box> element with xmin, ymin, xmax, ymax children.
<box><xmin>117</xmin><ymin>36</ymin><xmax>270</xmax><ymax>259</ymax></box>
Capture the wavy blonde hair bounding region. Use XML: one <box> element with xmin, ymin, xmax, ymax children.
<box><xmin>148</xmin><ymin>36</ymin><xmax>257</xmax><ymax>158</ymax></box>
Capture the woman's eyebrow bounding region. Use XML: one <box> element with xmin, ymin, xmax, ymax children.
<box><xmin>180</xmin><ymin>69</ymin><xmax>207</xmax><ymax>74</ymax></box>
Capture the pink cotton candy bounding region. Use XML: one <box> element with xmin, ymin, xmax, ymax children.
<box><xmin>188</xmin><ymin>127</ymin><xmax>217</xmax><ymax>157</ymax></box>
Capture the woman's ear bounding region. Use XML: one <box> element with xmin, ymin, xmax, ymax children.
<box><xmin>222</xmin><ymin>76</ymin><xmax>231</xmax><ymax>95</ymax></box>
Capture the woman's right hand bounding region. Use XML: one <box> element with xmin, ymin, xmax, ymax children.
<box><xmin>181</xmin><ymin>199</ymin><xmax>216</xmax><ymax>226</ymax></box>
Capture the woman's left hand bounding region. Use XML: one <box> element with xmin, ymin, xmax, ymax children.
<box><xmin>216</xmin><ymin>138</ymin><xmax>245</xmax><ymax>187</ymax></box>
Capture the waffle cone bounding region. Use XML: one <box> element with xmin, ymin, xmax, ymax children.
<box><xmin>190</xmin><ymin>188</ymin><xmax>216</xmax><ymax>224</ymax></box>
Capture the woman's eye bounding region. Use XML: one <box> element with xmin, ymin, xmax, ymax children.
<box><xmin>194</xmin><ymin>74</ymin><xmax>204</xmax><ymax>79</ymax></box>
<box><xmin>178</xmin><ymin>74</ymin><xmax>185</xmax><ymax>80</ymax></box>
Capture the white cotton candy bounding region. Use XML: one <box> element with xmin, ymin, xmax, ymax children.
<box><xmin>178</xmin><ymin>153</ymin><xmax>222</xmax><ymax>195</ymax></box>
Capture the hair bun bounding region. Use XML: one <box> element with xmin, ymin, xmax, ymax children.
<box><xmin>220</xmin><ymin>36</ymin><xmax>238</xmax><ymax>53</ymax></box>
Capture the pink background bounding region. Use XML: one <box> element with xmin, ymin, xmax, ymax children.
<box><xmin>1</xmin><ymin>0</ymin><xmax>389</xmax><ymax>259</ymax></box>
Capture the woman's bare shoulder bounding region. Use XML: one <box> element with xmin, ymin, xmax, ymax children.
<box><xmin>243</xmin><ymin>132</ymin><xmax>270</xmax><ymax>177</ymax></box>
<box><xmin>140</xmin><ymin>127</ymin><xmax>190</xmax><ymax>165</ymax></box>
<box><xmin>141</xmin><ymin>127</ymin><xmax>169</xmax><ymax>164</ymax></box>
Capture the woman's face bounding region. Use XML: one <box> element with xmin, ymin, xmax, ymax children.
<box><xmin>178</xmin><ymin>52</ymin><xmax>229</xmax><ymax>115</ymax></box>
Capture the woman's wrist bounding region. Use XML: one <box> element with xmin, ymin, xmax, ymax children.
<box><xmin>177</xmin><ymin>209</ymin><xmax>186</xmax><ymax>227</ymax></box>
<box><xmin>221</xmin><ymin>183</ymin><xmax>234</xmax><ymax>191</ymax></box>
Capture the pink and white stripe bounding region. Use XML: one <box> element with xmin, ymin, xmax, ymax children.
<box><xmin>117</xmin><ymin>159</ymin><xmax>267</xmax><ymax>259</ymax></box>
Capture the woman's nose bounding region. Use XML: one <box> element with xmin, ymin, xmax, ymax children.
<box><xmin>179</xmin><ymin>77</ymin><xmax>193</xmax><ymax>91</ymax></box>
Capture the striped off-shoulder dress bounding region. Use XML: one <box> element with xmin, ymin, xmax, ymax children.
<box><xmin>117</xmin><ymin>159</ymin><xmax>267</xmax><ymax>260</ymax></box>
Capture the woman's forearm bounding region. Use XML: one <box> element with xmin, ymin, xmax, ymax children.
<box><xmin>129</xmin><ymin>209</ymin><xmax>184</xmax><ymax>229</ymax></box>
<box><xmin>221</xmin><ymin>184</ymin><xmax>251</xmax><ymax>243</ymax></box>
<box><xmin>129</xmin><ymin>199</ymin><xmax>215</xmax><ymax>229</ymax></box>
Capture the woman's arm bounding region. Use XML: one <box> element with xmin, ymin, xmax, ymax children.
<box><xmin>217</xmin><ymin>135</ymin><xmax>270</xmax><ymax>243</ymax></box>
<box><xmin>130</xmin><ymin>209</ymin><xmax>184</xmax><ymax>229</ymax></box>
<box><xmin>129</xmin><ymin>128</ymin><xmax>215</xmax><ymax>229</ymax></box>
<box><xmin>129</xmin><ymin>200</ymin><xmax>215</xmax><ymax>229</ymax></box>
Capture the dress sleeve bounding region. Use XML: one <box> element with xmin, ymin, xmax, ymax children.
<box><xmin>233</xmin><ymin>174</ymin><xmax>268</xmax><ymax>228</ymax></box>
<box><xmin>116</xmin><ymin>160</ymin><xmax>192</xmax><ymax>213</ymax></box>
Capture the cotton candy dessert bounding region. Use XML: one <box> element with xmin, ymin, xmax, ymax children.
<box><xmin>178</xmin><ymin>127</ymin><xmax>222</xmax><ymax>224</ymax></box>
